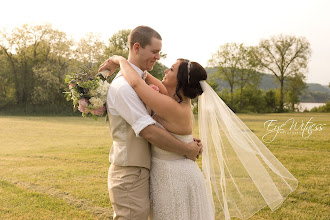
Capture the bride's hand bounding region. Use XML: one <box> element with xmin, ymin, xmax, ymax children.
<box><xmin>186</xmin><ymin>140</ymin><xmax>203</xmax><ymax>161</ymax></box>
<box><xmin>109</xmin><ymin>55</ymin><xmax>125</xmax><ymax>65</ymax></box>
<box><xmin>98</xmin><ymin>56</ymin><xmax>123</xmax><ymax>76</ymax></box>
<box><xmin>193</xmin><ymin>138</ymin><xmax>203</xmax><ymax>159</ymax></box>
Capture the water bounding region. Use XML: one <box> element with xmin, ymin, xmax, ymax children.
<box><xmin>295</xmin><ymin>102</ymin><xmax>326</xmax><ymax>112</ymax></box>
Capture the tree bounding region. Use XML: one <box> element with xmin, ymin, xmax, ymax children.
<box><xmin>74</xmin><ymin>32</ymin><xmax>107</xmax><ymax>73</ymax></box>
<box><xmin>264</xmin><ymin>89</ymin><xmax>278</xmax><ymax>112</ymax></box>
<box><xmin>235</xmin><ymin>47</ymin><xmax>261</xmax><ymax>111</ymax></box>
<box><xmin>0</xmin><ymin>51</ymin><xmax>15</xmax><ymax>107</ymax></box>
<box><xmin>32</xmin><ymin>28</ymin><xmax>74</xmax><ymax>108</ymax></box>
<box><xmin>0</xmin><ymin>24</ymin><xmax>55</xmax><ymax>108</ymax></box>
<box><xmin>252</xmin><ymin>35</ymin><xmax>311</xmax><ymax>112</ymax></box>
<box><xmin>206</xmin><ymin>76</ymin><xmax>219</xmax><ymax>92</ymax></box>
<box><xmin>105</xmin><ymin>29</ymin><xmax>130</xmax><ymax>59</ymax></box>
<box><xmin>285</xmin><ymin>73</ymin><xmax>307</xmax><ymax>111</ymax></box>
<box><xmin>209</xmin><ymin>43</ymin><xmax>259</xmax><ymax>111</ymax></box>
<box><xmin>0</xmin><ymin>24</ymin><xmax>74</xmax><ymax>112</ymax></box>
<box><xmin>234</xmin><ymin>86</ymin><xmax>266</xmax><ymax>113</ymax></box>
<box><xmin>209</xmin><ymin>43</ymin><xmax>241</xmax><ymax>109</ymax></box>
<box><xmin>149</xmin><ymin>60</ymin><xmax>167</xmax><ymax>80</ymax></box>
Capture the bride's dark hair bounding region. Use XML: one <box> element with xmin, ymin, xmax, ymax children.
<box><xmin>174</xmin><ymin>59</ymin><xmax>207</xmax><ymax>103</ymax></box>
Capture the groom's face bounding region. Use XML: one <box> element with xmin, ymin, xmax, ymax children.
<box><xmin>138</xmin><ymin>37</ymin><xmax>162</xmax><ymax>71</ymax></box>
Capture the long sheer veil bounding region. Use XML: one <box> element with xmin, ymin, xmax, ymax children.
<box><xmin>198</xmin><ymin>81</ymin><xmax>298</xmax><ymax>219</ymax></box>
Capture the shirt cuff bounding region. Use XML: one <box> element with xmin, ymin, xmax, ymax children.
<box><xmin>132</xmin><ymin>115</ymin><xmax>156</xmax><ymax>137</ymax></box>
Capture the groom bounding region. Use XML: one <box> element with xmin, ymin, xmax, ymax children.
<box><xmin>99</xmin><ymin>26</ymin><xmax>202</xmax><ymax>220</ymax></box>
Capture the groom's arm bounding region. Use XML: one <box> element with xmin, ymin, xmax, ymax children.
<box><xmin>111</xmin><ymin>81</ymin><xmax>201</xmax><ymax>160</ymax></box>
<box><xmin>140</xmin><ymin>125</ymin><xmax>201</xmax><ymax>161</ymax></box>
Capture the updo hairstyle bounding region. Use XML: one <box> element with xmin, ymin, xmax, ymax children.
<box><xmin>175</xmin><ymin>59</ymin><xmax>207</xmax><ymax>103</ymax></box>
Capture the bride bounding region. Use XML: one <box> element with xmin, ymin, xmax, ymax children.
<box><xmin>100</xmin><ymin>56</ymin><xmax>298</xmax><ymax>219</ymax></box>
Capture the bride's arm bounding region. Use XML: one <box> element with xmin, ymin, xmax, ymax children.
<box><xmin>114</xmin><ymin>57</ymin><xmax>182</xmax><ymax>121</ymax></box>
<box><xmin>145</xmin><ymin>72</ymin><xmax>169</xmax><ymax>96</ymax></box>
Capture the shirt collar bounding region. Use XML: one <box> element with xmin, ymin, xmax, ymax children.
<box><xmin>128</xmin><ymin>61</ymin><xmax>144</xmax><ymax>78</ymax></box>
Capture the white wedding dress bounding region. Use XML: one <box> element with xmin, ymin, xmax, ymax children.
<box><xmin>149</xmin><ymin>123</ymin><xmax>215</xmax><ymax>220</ymax></box>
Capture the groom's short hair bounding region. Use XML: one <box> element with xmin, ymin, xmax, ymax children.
<box><xmin>129</xmin><ymin>26</ymin><xmax>162</xmax><ymax>49</ymax></box>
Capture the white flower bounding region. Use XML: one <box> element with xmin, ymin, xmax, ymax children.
<box><xmin>89</xmin><ymin>89</ymin><xmax>98</xmax><ymax>97</ymax></box>
<box><xmin>91</xmin><ymin>80</ymin><xmax>109</xmax><ymax>102</ymax></box>
<box><xmin>97</xmin><ymin>81</ymin><xmax>110</xmax><ymax>96</ymax></box>
<box><xmin>89</xmin><ymin>97</ymin><xmax>104</xmax><ymax>109</ymax></box>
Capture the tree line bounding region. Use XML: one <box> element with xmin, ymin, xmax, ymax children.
<box><xmin>0</xmin><ymin>24</ymin><xmax>166</xmax><ymax>114</ymax></box>
<box><xmin>0</xmin><ymin>24</ymin><xmax>327</xmax><ymax>114</ymax></box>
<box><xmin>207</xmin><ymin>36</ymin><xmax>317</xmax><ymax>113</ymax></box>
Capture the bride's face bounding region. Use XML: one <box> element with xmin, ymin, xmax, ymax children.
<box><xmin>162</xmin><ymin>60</ymin><xmax>181</xmax><ymax>89</ymax></box>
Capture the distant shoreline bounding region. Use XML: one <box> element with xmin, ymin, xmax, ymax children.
<box><xmin>296</xmin><ymin>102</ymin><xmax>326</xmax><ymax>111</ymax></box>
<box><xmin>298</xmin><ymin>102</ymin><xmax>326</xmax><ymax>104</ymax></box>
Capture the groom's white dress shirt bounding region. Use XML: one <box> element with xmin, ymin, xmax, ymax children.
<box><xmin>106</xmin><ymin>62</ymin><xmax>156</xmax><ymax>169</ymax></box>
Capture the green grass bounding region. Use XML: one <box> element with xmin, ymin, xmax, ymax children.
<box><xmin>0</xmin><ymin>113</ymin><xmax>329</xmax><ymax>219</ymax></box>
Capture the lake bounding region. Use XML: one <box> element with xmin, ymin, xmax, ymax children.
<box><xmin>295</xmin><ymin>102</ymin><xmax>326</xmax><ymax>111</ymax></box>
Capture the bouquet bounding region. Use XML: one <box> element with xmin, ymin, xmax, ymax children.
<box><xmin>64</xmin><ymin>71</ymin><xmax>110</xmax><ymax>119</ymax></box>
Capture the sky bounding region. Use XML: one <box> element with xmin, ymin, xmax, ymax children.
<box><xmin>1</xmin><ymin>0</ymin><xmax>330</xmax><ymax>85</ymax></box>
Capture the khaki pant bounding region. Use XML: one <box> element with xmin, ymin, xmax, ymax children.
<box><xmin>108</xmin><ymin>164</ymin><xmax>150</xmax><ymax>220</ymax></box>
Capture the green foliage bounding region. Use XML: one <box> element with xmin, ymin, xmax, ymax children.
<box><xmin>206</xmin><ymin>79</ymin><xmax>219</xmax><ymax>92</ymax></box>
<box><xmin>209</xmin><ymin>43</ymin><xmax>259</xmax><ymax>109</ymax></box>
<box><xmin>74</xmin><ymin>32</ymin><xmax>106</xmax><ymax>69</ymax></box>
<box><xmin>232</xmin><ymin>86</ymin><xmax>266</xmax><ymax>113</ymax></box>
<box><xmin>78</xmin><ymin>77</ymin><xmax>100</xmax><ymax>90</ymax></box>
<box><xmin>215</xmin><ymin>86</ymin><xmax>282</xmax><ymax>113</ymax></box>
<box><xmin>310</xmin><ymin>102</ymin><xmax>330</xmax><ymax>112</ymax></box>
<box><xmin>264</xmin><ymin>89</ymin><xmax>278</xmax><ymax>112</ymax></box>
<box><xmin>217</xmin><ymin>89</ymin><xmax>233</xmax><ymax>110</ymax></box>
<box><xmin>149</xmin><ymin>61</ymin><xmax>167</xmax><ymax>80</ymax></box>
<box><xmin>0</xmin><ymin>52</ymin><xmax>16</xmax><ymax>107</ymax></box>
<box><xmin>252</xmin><ymin>34</ymin><xmax>312</xmax><ymax>112</ymax></box>
<box><xmin>0</xmin><ymin>24</ymin><xmax>323</xmax><ymax>115</ymax></box>
<box><xmin>105</xmin><ymin>29</ymin><xmax>130</xmax><ymax>59</ymax></box>
<box><xmin>0</xmin><ymin>24</ymin><xmax>158</xmax><ymax>114</ymax></box>
<box><xmin>0</xmin><ymin>24</ymin><xmax>75</xmax><ymax>113</ymax></box>
<box><xmin>284</xmin><ymin>73</ymin><xmax>307</xmax><ymax>111</ymax></box>
<box><xmin>206</xmin><ymin>72</ymin><xmax>220</xmax><ymax>92</ymax></box>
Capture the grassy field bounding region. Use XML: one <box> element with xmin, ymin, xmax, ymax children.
<box><xmin>0</xmin><ymin>113</ymin><xmax>329</xmax><ymax>219</ymax></box>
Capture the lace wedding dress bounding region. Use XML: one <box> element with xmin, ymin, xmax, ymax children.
<box><xmin>149</xmin><ymin>123</ymin><xmax>215</xmax><ymax>220</ymax></box>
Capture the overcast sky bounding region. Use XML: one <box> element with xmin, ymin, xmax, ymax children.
<box><xmin>1</xmin><ymin>0</ymin><xmax>329</xmax><ymax>85</ymax></box>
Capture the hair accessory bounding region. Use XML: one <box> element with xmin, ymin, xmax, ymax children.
<box><xmin>187</xmin><ymin>60</ymin><xmax>191</xmax><ymax>84</ymax></box>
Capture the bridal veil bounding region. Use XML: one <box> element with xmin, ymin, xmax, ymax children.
<box><xmin>198</xmin><ymin>81</ymin><xmax>298</xmax><ymax>219</ymax></box>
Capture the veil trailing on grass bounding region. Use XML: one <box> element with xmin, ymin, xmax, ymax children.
<box><xmin>198</xmin><ymin>81</ymin><xmax>298</xmax><ymax>219</ymax></box>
